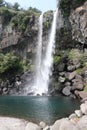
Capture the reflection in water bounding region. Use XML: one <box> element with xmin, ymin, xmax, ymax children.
<box><xmin>0</xmin><ymin>96</ymin><xmax>80</xmax><ymax>124</ymax></box>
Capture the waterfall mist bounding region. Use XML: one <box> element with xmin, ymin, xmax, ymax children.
<box><xmin>33</xmin><ymin>8</ymin><xmax>58</xmax><ymax>95</ymax></box>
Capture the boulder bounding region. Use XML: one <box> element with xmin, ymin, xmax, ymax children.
<box><xmin>43</xmin><ymin>126</ymin><xmax>50</xmax><ymax>130</ymax></box>
<box><xmin>62</xmin><ymin>86</ymin><xmax>71</xmax><ymax>96</ymax></box>
<box><xmin>76</xmin><ymin>115</ymin><xmax>87</xmax><ymax>130</ymax></box>
<box><xmin>72</xmin><ymin>75</ymin><xmax>84</xmax><ymax>91</ymax></box>
<box><xmin>67</xmin><ymin>65</ymin><xmax>75</xmax><ymax>72</ymax></box>
<box><xmin>51</xmin><ymin>118</ymin><xmax>78</xmax><ymax>130</ymax></box>
<box><xmin>69</xmin><ymin>113</ymin><xmax>77</xmax><ymax>120</ymax></box>
<box><xmin>80</xmin><ymin>103</ymin><xmax>87</xmax><ymax>115</ymax></box>
<box><xmin>25</xmin><ymin>122</ymin><xmax>41</xmax><ymax>130</ymax></box>
<box><xmin>58</xmin><ymin>63</ymin><xmax>65</xmax><ymax>72</ymax></box>
<box><xmin>65</xmin><ymin>72</ymin><xmax>76</xmax><ymax>80</ymax></box>
<box><xmin>75</xmin><ymin>110</ymin><xmax>83</xmax><ymax>118</ymax></box>
<box><xmin>58</xmin><ymin>76</ymin><xmax>65</xmax><ymax>83</ymax></box>
<box><xmin>39</xmin><ymin>121</ymin><xmax>46</xmax><ymax>129</ymax></box>
<box><xmin>74</xmin><ymin>91</ymin><xmax>87</xmax><ymax>100</ymax></box>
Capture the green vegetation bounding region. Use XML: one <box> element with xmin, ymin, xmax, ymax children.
<box><xmin>43</xmin><ymin>10</ymin><xmax>53</xmax><ymax>31</ymax></box>
<box><xmin>13</xmin><ymin>2</ymin><xmax>20</xmax><ymax>11</ymax></box>
<box><xmin>68</xmin><ymin>49</ymin><xmax>81</xmax><ymax>60</ymax></box>
<box><xmin>75</xmin><ymin>68</ymin><xmax>82</xmax><ymax>74</ymax></box>
<box><xmin>84</xmin><ymin>84</ymin><xmax>87</xmax><ymax>92</ymax></box>
<box><xmin>60</xmin><ymin>0</ymin><xmax>87</xmax><ymax>17</ymax></box>
<box><xmin>53</xmin><ymin>55</ymin><xmax>61</xmax><ymax>65</ymax></box>
<box><xmin>0</xmin><ymin>53</ymin><xmax>23</xmax><ymax>79</ymax></box>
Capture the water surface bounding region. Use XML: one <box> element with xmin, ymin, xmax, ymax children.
<box><xmin>0</xmin><ymin>96</ymin><xmax>80</xmax><ymax>124</ymax></box>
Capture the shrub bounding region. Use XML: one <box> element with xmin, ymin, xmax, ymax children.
<box><xmin>53</xmin><ymin>55</ymin><xmax>61</xmax><ymax>65</ymax></box>
<box><xmin>0</xmin><ymin>53</ymin><xmax>24</xmax><ymax>78</ymax></box>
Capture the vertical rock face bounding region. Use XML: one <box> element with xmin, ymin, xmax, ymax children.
<box><xmin>70</xmin><ymin>2</ymin><xmax>87</xmax><ymax>45</ymax></box>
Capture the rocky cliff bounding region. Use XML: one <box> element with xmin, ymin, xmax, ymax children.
<box><xmin>0</xmin><ymin>0</ymin><xmax>87</xmax><ymax>97</ymax></box>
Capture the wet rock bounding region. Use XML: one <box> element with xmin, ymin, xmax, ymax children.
<box><xmin>62</xmin><ymin>86</ymin><xmax>71</xmax><ymax>96</ymax></box>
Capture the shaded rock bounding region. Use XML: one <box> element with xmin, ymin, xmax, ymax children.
<box><xmin>80</xmin><ymin>103</ymin><xmax>87</xmax><ymax>115</ymax></box>
<box><xmin>74</xmin><ymin>91</ymin><xmax>87</xmax><ymax>100</ymax></box>
<box><xmin>70</xmin><ymin>2</ymin><xmax>87</xmax><ymax>44</ymax></box>
<box><xmin>65</xmin><ymin>82</ymin><xmax>71</xmax><ymax>86</ymax></box>
<box><xmin>25</xmin><ymin>122</ymin><xmax>41</xmax><ymax>130</ymax></box>
<box><xmin>65</xmin><ymin>71</ymin><xmax>76</xmax><ymax>80</ymax></box>
<box><xmin>75</xmin><ymin>110</ymin><xmax>83</xmax><ymax>118</ymax></box>
<box><xmin>62</xmin><ymin>86</ymin><xmax>71</xmax><ymax>96</ymax></box>
<box><xmin>72</xmin><ymin>75</ymin><xmax>84</xmax><ymax>91</ymax></box>
<box><xmin>76</xmin><ymin>115</ymin><xmax>87</xmax><ymax>130</ymax></box>
<box><xmin>59</xmin><ymin>72</ymin><xmax>65</xmax><ymax>76</ymax></box>
<box><xmin>58</xmin><ymin>76</ymin><xmax>65</xmax><ymax>83</ymax></box>
<box><xmin>58</xmin><ymin>63</ymin><xmax>65</xmax><ymax>72</ymax></box>
<box><xmin>67</xmin><ymin>65</ymin><xmax>75</xmax><ymax>72</ymax></box>
<box><xmin>51</xmin><ymin>118</ymin><xmax>78</xmax><ymax>130</ymax></box>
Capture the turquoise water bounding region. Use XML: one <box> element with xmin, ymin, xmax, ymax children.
<box><xmin>0</xmin><ymin>96</ymin><xmax>80</xmax><ymax>124</ymax></box>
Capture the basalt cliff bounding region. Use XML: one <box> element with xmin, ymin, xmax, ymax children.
<box><xmin>0</xmin><ymin>0</ymin><xmax>87</xmax><ymax>99</ymax></box>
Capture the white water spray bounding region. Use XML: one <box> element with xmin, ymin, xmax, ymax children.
<box><xmin>33</xmin><ymin>8</ymin><xmax>58</xmax><ymax>95</ymax></box>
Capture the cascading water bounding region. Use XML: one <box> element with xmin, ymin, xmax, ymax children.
<box><xmin>33</xmin><ymin>14</ymin><xmax>43</xmax><ymax>94</ymax></box>
<box><xmin>33</xmin><ymin>8</ymin><xmax>58</xmax><ymax>95</ymax></box>
<box><xmin>40</xmin><ymin>8</ymin><xmax>58</xmax><ymax>94</ymax></box>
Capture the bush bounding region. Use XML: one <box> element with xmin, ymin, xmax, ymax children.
<box><xmin>0</xmin><ymin>53</ymin><xmax>24</xmax><ymax>78</ymax></box>
<box><xmin>53</xmin><ymin>55</ymin><xmax>61</xmax><ymax>65</ymax></box>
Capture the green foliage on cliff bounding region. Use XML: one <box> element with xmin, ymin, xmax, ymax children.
<box><xmin>0</xmin><ymin>7</ymin><xmax>16</xmax><ymax>24</ymax></box>
<box><xmin>84</xmin><ymin>84</ymin><xmax>87</xmax><ymax>92</ymax></box>
<box><xmin>0</xmin><ymin>53</ymin><xmax>23</xmax><ymax>78</ymax></box>
<box><xmin>43</xmin><ymin>10</ymin><xmax>53</xmax><ymax>31</ymax></box>
<box><xmin>13</xmin><ymin>2</ymin><xmax>20</xmax><ymax>11</ymax></box>
<box><xmin>60</xmin><ymin>0</ymin><xmax>87</xmax><ymax>17</ymax></box>
<box><xmin>53</xmin><ymin>55</ymin><xmax>61</xmax><ymax>65</ymax></box>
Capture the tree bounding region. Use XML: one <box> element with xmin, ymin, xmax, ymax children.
<box><xmin>13</xmin><ymin>2</ymin><xmax>20</xmax><ymax>11</ymax></box>
<box><xmin>0</xmin><ymin>53</ymin><xmax>24</xmax><ymax>78</ymax></box>
<box><xmin>28</xmin><ymin>7</ymin><xmax>41</xmax><ymax>13</ymax></box>
<box><xmin>5</xmin><ymin>2</ymin><xmax>12</xmax><ymax>9</ymax></box>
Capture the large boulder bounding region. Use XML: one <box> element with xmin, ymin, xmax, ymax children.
<box><xmin>72</xmin><ymin>75</ymin><xmax>84</xmax><ymax>91</ymax></box>
<box><xmin>62</xmin><ymin>86</ymin><xmax>71</xmax><ymax>96</ymax></box>
<box><xmin>51</xmin><ymin>118</ymin><xmax>78</xmax><ymax>130</ymax></box>
<box><xmin>25</xmin><ymin>122</ymin><xmax>41</xmax><ymax>130</ymax></box>
<box><xmin>80</xmin><ymin>103</ymin><xmax>87</xmax><ymax>115</ymax></box>
<box><xmin>76</xmin><ymin>115</ymin><xmax>87</xmax><ymax>130</ymax></box>
<box><xmin>65</xmin><ymin>71</ymin><xmax>76</xmax><ymax>80</ymax></box>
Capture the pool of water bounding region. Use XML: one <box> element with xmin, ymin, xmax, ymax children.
<box><xmin>0</xmin><ymin>96</ymin><xmax>80</xmax><ymax>124</ymax></box>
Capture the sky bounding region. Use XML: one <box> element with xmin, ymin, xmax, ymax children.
<box><xmin>5</xmin><ymin>0</ymin><xmax>57</xmax><ymax>12</ymax></box>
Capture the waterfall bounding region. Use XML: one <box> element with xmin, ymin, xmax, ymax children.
<box><xmin>33</xmin><ymin>8</ymin><xmax>58</xmax><ymax>95</ymax></box>
<box><xmin>40</xmin><ymin>8</ymin><xmax>58</xmax><ymax>94</ymax></box>
<box><xmin>33</xmin><ymin>14</ymin><xmax>43</xmax><ymax>94</ymax></box>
